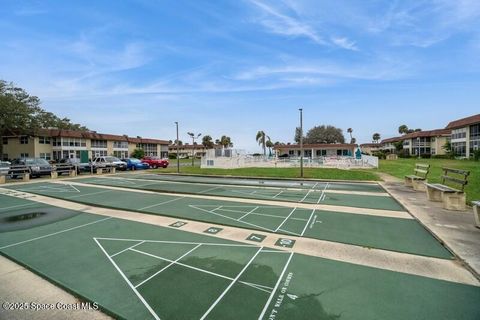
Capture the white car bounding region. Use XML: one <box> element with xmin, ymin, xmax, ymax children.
<box><xmin>92</xmin><ymin>156</ymin><xmax>127</xmax><ymax>170</ymax></box>
<box><xmin>0</xmin><ymin>161</ymin><xmax>10</xmax><ymax>175</ymax></box>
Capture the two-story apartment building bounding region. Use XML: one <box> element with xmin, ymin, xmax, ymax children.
<box><xmin>1</xmin><ymin>129</ymin><xmax>169</xmax><ymax>161</ymax></box>
<box><xmin>168</xmin><ymin>144</ymin><xmax>223</xmax><ymax>158</ymax></box>
<box><xmin>446</xmin><ymin>114</ymin><xmax>480</xmax><ymax>158</ymax></box>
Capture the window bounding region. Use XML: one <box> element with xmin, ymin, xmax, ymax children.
<box><xmin>39</xmin><ymin>153</ymin><xmax>51</xmax><ymax>160</ymax></box>
<box><xmin>93</xmin><ymin>150</ymin><xmax>108</xmax><ymax>157</ymax></box>
<box><xmin>2</xmin><ymin>137</ymin><xmax>7</xmax><ymax>145</ymax></box>
<box><xmin>288</xmin><ymin>150</ymin><xmax>295</xmax><ymax>155</ymax></box>
<box><xmin>452</xmin><ymin>141</ymin><xmax>466</xmax><ymax>157</ymax></box>
<box><xmin>470</xmin><ymin>124</ymin><xmax>480</xmax><ymax>139</ymax></box>
<box><xmin>113</xmin><ymin>150</ymin><xmax>128</xmax><ymax>158</ymax></box>
<box><xmin>39</xmin><ymin>136</ymin><xmax>51</xmax><ymax>144</ymax></box>
<box><xmin>451</xmin><ymin>128</ymin><xmax>467</xmax><ymax>140</ymax></box>
<box><xmin>91</xmin><ymin>140</ymin><xmax>107</xmax><ymax>148</ymax></box>
<box><xmin>136</xmin><ymin>143</ymin><xmax>158</xmax><ymax>156</ymax></box>
<box><xmin>20</xmin><ymin>136</ymin><xmax>28</xmax><ymax>144</ymax></box>
<box><xmin>316</xmin><ymin>150</ymin><xmax>327</xmax><ymax>157</ymax></box>
<box><xmin>113</xmin><ymin>141</ymin><xmax>128</xmax><ymax>149</ymax></box>
<box><xmin>2</xmin><ymin>154</ymin><xmax>8</xmax><ymax>161</ymax></box>
<box><xmin>20</xmin><ymin>153</ymin><xmax>29</xmax><ymax>158</ymax></box>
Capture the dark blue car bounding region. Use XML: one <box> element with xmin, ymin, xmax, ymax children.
<box><xmin>122</xmin><ymin>158</ymin><xmax>150</xmax><ymax>170</ymax></box>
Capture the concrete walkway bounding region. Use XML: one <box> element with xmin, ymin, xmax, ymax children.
<box><xmin>379</xmin><ymin>173</ymin><xmax>480</xmax><ymax>279</ymax></box>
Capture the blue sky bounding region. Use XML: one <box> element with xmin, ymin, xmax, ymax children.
<box><xmin>1</xmin><ymin>0</ymin><xmax>479</xmax><ymax>152</ymax></box>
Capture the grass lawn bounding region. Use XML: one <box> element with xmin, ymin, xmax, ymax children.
<box><xmin>377</xmin><ymin>158</ymin><xmax>479</xmax><ymax>204</ymax></box>
<box><xmin>155</xmin><ymin>166</ymin><xmax>380</xmax><ymax>181</ymax></box>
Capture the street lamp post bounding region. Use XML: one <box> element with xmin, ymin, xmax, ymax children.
<box><xmin>417</xmin><ymin>137</ymin><xmax>421</xmax><ymax>159</ymax></box>
<box><xmin>175</xmin><ymin>122</ymin><xmax>180</xmax><ymax>174</ymax></box>
<box><xmin>187</xmin><ymin>132</ymin><xmax>202</xmax><ymax>167</ymax></box>
<box><xmin>299</xmin><ymin>108</ymin><xmax>304</xmax><ymax>178</ymax></box>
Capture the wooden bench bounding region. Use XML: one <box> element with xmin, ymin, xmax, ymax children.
<box><xmin>473</xmin><ymin>201</ymin><xmax>480</xmax><ymax>228</ymax></box>
<box><xmin>2</xmin><ymin>165</ymin><xmax>30</xmax><ymax>183</ymax></box>
<box><xmin>425</xmin><ymin>168</ymin><xmax>469</xmax><ymax>211</ymax></box>
<box><xmin>52</xmin><ymin>164</ymin><xmax>76</xmax><ymax>178</ymax></box>
<box><xmin>405</xmin><ymin>163</ymin><xmax>430</xmax><ymax>191</ymax></box>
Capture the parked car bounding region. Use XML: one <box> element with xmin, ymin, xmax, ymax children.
<box><xmin>92</xmin><ymin>156</ymin><xmax>127</xmax><ymax>171</ymax></box>
<box><xmin>59</xmin><ymin>158</ymin><xmax>93</xmax><ymax>174</ymax></box>
<box><xmin>0</xmin><ymin>161</ymin><xmax>11</xmax><ymax>175</ymax></box>
<box><xmin>11</xmin><ymin>158</ymin><xmax>53</xmax><ymax>177</ymax></box>
<box><xmin>141</xmin><ymin>156</ymin><xmax>169</xmax><ymax>168</ymax></box>
<box><xmin>122</xmin><ymin>158</ymin><xmax>150</xmax><ymax>170</ymax></box>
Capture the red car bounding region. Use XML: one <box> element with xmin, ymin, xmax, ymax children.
<box><xmin>141</xmin><ymin>156</ymin><xmax>169</xmax><ymax>168</ymax></box>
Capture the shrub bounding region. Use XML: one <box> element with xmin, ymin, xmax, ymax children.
<box><xmin>168</xmin><ymin>154</ymin><xmax>177</xmax><ymax>159</ymax></box>
<box><xmin>473</xmin><ymin>149</ymin><xmax>480</xmax><ymax>161</ymax></box>
<box><xmin>131</xmin><ymin>148</ymin><xmax>145</xmax><ymax>159</ymax></box>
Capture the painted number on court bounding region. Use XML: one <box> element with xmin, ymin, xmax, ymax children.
<box><xmin>275</xmin><ymin>238</ymin><xmax>295</xmax><ymax>248</ymax></box>
<box><xmin>246</xmin><ymin>233</ymin><xmax>266</xmax><ymax>243</ymax></box>
<box><xmin>169</xmin><ymin>221</ymin><xmax>187</xmax><ymax>228</ymax></box>
<box><xmin>204</xmin><ymin>227</ymin><xmax>223</xmax><ymax>234</ymax></box>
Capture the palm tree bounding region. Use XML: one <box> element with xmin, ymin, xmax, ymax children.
<box><xmin>219</xmin><ymin>135</ymin><xmax>232</xmax><ymax>149</ymax></box>
<box><xmin>202</xmin><ymin>135</ymin><xmax>213</xmax><ymax>149</ymax></box>
<box><xmin>398</xmin><ymin>125</ymin><xmax>409</xmax><ymax>135</ymax></box>
<box><xmin>266</xmin><ymin>139</ymin><xmax>274</xmax><ymax>156</ymax></box>
<box><xmin>256</xmin><ymin>131</ymin><xmax>269</xmax><ymax>156</ymax></box>
<box><xmin>372</xmin><ymin>133</ymin><xmax>381</xmax><ymax>143</ymax></box>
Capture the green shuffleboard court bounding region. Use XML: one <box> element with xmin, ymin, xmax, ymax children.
<box><xmin>4</xmin><ymin>182</ymin><xmax>452</xmax><ymax>259</ymax></box>
<box><xmin>0</xmin><ymin>195</ymin><xmax>479</xmax><ymax>320</ymax></box>
<box><xmin>67</xmin><ymin>175</ymin><xmax>404</xmax><ymax>211</ymax></box>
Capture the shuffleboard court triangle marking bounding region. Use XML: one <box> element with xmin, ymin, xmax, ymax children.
<box><xmin>19</xmin><ymin>184</ymin><xmax>81</xmax><ymax>193</ymax></box>
<box><xmin>94</xmin><ymin>237</ymin><xmax>277</xmax><ymax>319</ymax></box>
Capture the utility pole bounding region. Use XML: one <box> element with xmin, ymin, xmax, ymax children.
<box><xmin>175</xmin><ymin>122</ymin><xmax>180</xmax><ymax>173</ymax></box>
<box><xmin>187</xmin><ymin>132</ymin><xmax>201</xmax><ymax>167</ymax></box>
<box><xmin>299</xmin><ymin>108</ymin><xmax>304</xmax><ymax>178</ymax></box>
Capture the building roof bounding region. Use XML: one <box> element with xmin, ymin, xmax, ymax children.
<box><xmin>381</xmin><ymin>136</ymin><xmax>402</xmax><ymax>144</ymax></box>
<box><xmin>360</xmin><ymin>143</ymin><xmax>383</xmax><ymax>148</ymax></box>
<box><xmin>274</xmin><ymin>143</ymin><xmax>356</xmax><ymax>150</ymax></box>
<box><xmin>446</xmin><ymin>114</ymin><xmax>480</xmax><ymax>129</ymax></box>
<box><xmin>36</xmin><ymin>129</ymin><xmax>169</xmax><ymax>145</ymax></box>
<box><xmin>402</xmin><ymin>128</ymin><xmax>451</xmax><ymax>139</ymax></box>
<box><xmin>169</xmin><ymin>144</ymin><xmax>223</xmax><ymax>150</ymax></box>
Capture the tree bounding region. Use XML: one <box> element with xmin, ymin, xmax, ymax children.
<box><xmin>398</xmin><ymin>125</ymin><xmax>409</xmax><ymax>135</ymax></box>
<box><xmin>256</xmin><ymin>130</ymin><xmax>269</xmax><ymax>156</ymax></box>
<box><xmin>393</xmin><ymin>141</ymin><xmax>404</xmax><ymax>154</ymax></box>
<box><xmin>294</xmin><ymin>127</ymin><xmax>304</xmax><ymax>143</ymax></box>
<box><xmin>174</xmin><ymin>139</ymin><xmax>183</xmax><ymax>146</ymax></box>
<box><xmin>219</xmin><ymin>135</ymin><xmax>232</xmax><ymax>149</ymax></box>
<box><xmin>131</xmin><ymin>148</ymin><xmax>145</xmax><ymax>159</ymax></box>
<box><xmin>304</xmin><ymin>125</ymin><xmax>345</xmax><ymax>144</ymax></box>
<box><xmin>266</xmin><ymin>139</ymin><xmax>274</xmax><ymax>156</ymax></box>
<box><xmin>202</xmin><ymin>135</ymin><xmax>214</xmax><ymax>149</ymax></box>
<box><xmin>215</xmin><ymin>139</ymin><xmax>220</xmax><ymax>145</ymax></box>
<box><xmin>347</xmin><ymin>128</ymin><xmax>356</xmax><ymax>144</ymax></box>
<box><xmin>372</xmin><ymin>133</ymin><xmax>381</xmax><ymax>143</ymax></box>
<box><xmin>0</xmin><ymin>80</ymin><xmax>87</xmax><ymax>158</ymax></box>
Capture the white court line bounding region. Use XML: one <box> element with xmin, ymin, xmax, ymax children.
<box><xmin>317</xmin><ymin>182</ymin><xmax>330</xmax><ymax>204</ymax></box>
<box><xmin>277</xmin><ymin>228</ymin><xmax>301</xmax><ymax>236</ymax></box>
<box><xmin>238</xmin><ymin>206</ymin><xmax>259</xmax><ymax>220</ymax></box>
<box><xmin>312</xmin><ymin>182</ymin><xmax>320</xmax><ymax>189</ymax></box>
<box><xmin>199</xmin><ymin>186</ymin><xmax>224</xmax><ymax>194</ymax></box>
<box><xmin>189</xmin><ymin>205</ymin><xmax>277</xmax><ymax>233</ymax></box>
<box><xmin>135</xmin><ymin>244</ymin><xmax>202</xmax><ymax>288</ymax></box>
<box><xmin>211</xmin><ymin>206</ymin><xmax>223</xmax><ymax>212</ymax></box>
<box><xmin>96</xmin><ymin>237</ymin><xmax>257</xmax><ymax>248</ymax></box>
<box><xmin>68</xmin><ymin>184</ymin><xmax>81</xmax><ymax>193</ymax></box>
<box><xmin>200</xmin><ymin>247</ymin><xmax>263</xmax><ymax>320</ymax></box>
<box><xmin>67</xmin><ymin>190</ymin><xmax>113</xmax><ymax>199</ymax></box>
<box><xmin>0</xmin><ymin>217</ymin><xmax>112</xmax><ymax>250</ymax></box>
<box><xmin>300</xmin><ymin>209</ymin><xmax>316</xmax><ymax>237</ymax></box>
<box><xmin>274</xmin><ymin>207</ymin><xmax>297</xmax><ymax>232</ymax></box>
<box><xmin>110</xmin><ymin>241</ymin><xmax>146</xmax><ymax>258</ymax></box>
<box><xmin>299</xmin><ymin>189</ymin><xmax>312</xmax><ymax>203</ymax></box>
<box><xmin>130</xmin><ymin>247</ymin><xmax>271</xmax><ymax>293</ymax></box>
<box><xmin>272</xmin><ymin>190</ymin><xmax>284</xmax><ymax>199</ymax></box>
<box><xmin>258</xmin><ymin>252</ymin><xmax>294</xmax><ymax>320</ymax></box>
<box><xmin>94</xmin><ymin>238</ymin><xmax>161</xmax><ymax>320</ymax></box>
<box><xmin>139</xmin><ymin>196</ymin><xmax>185</xmax><ymax>211</ymax></box>
<box><xmin>0</xmin><ymin>202</ymin><xmax>37</xmax><ymax>211</ymax></box>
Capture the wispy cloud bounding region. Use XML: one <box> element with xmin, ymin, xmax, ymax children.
<box><xmin>331</xmin><ymin>37</ymin><xmax>358</xmax><ymax>51</ymax></box>
<box><xmin>248</xmin><ymin>0</ymin><xmax>326</xmax><ymax>45</ymax></box>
